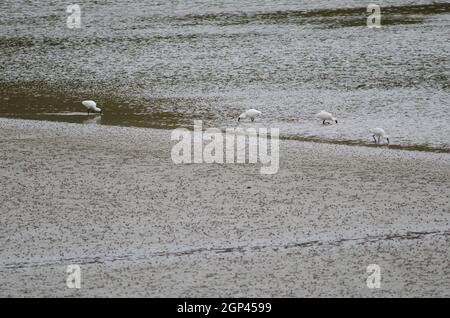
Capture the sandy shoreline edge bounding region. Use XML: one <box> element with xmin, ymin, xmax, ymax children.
<box><xmin>0</xmin><ymin>118</ymin><xmax>449</xmax><ymax>297</ymax></box>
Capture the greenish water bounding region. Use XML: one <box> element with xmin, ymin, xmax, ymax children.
<box><xmin>0</xmin><ymin>1</ymin><xmax>449</xmax><ymax>152</ymax></box>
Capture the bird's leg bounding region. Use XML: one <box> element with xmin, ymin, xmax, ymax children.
<box><xmin>87</xmin><ymin>110</ymin><xmax>90</xmax><ymax>115</ymax></box>
<box><xmin>378</xmin><ymin>136</ymin><xmax>381</xmax><ymax>144</ymax></box>
<box><xmin>251</xmin><ymin>118</ymin><xmax>255</xmax><ymax>122</ymax></box>
<box><xmin>372</xmin><ymin>135</ymin><xmax>377</xmax><ymax>143</ymax></box>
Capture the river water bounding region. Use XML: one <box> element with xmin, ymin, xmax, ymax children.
<box><xmin>0</xmin><ymin>1</ymin><xmax>449</xmax><ymax>151</ymax></box>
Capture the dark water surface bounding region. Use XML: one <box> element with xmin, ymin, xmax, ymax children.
<box><xmin>0</xmin><ymin>1</ymin><xmax>449</xmax><ymax>151</ymax></box>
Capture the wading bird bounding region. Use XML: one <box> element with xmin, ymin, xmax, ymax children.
<box><xmin>82</xmin><ymin>100</ymin><xmax>102</xmax><ymax>115</ymax></box>
<box><xmin>316</xmin><ymin>110</ymin><xmax>338</xmax><ymax>125</ymax></box>
<box><xmin>370</xmin><ymin>128</ymin><xmax>390</xmax><ymax>145</ymax></box>
<box><xmin>238</xmin><ymin>109</ymin><xmax>261</xmax><ymax>122</ymax></box>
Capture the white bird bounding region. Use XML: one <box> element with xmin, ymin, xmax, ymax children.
<box><xmin>238</xmin><ymin>109</ymin><xmax>261</xmax><ymax>122</ymax></box>
<box><xmin>82</xmin><ymin>100</ymin><xmax>102</xmax><ymax>115</ymax></box>
<box><xmin>316</xmin><ymin>110</ymin><xmax>338</xmax><ymax>125</ymax></box>
<box><xmin>370</xmin><ymin>128</ymin><xmax>390</xmax><ymax>145</ymax></box>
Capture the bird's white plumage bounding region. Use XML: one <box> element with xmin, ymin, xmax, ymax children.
<box><xmin>316</xmin><ymin>110</ymin><xmax>337</xmax><ymax>123</ymax></box>
<box><xmin>238</xmin><ymin>109</ymin><xmax>262</xmax><ymax>121</ymax></box>
<box><xmin>369</xmin><ymin>127</ymin><xmax>386</xmax><ymax>136</ymax></box>
<box><xmin>82</xmin><ymin>100</ymin><xmax>96</xmax><ymax>109</ymax></box>
<box><xmin>82</xmin><ymin>100</ymin><xmax>101</xmax><ymax>113</ymax></box>
<box><xmin>370</xmin><ymin>128</ymin><xmax>390</xmax><ymax>144</ymax></box>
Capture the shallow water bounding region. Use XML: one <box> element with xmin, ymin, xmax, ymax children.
<box><xmin>0</xmin><ymin>0</ymin><xmax>449</xmax><ymax>151</ymax></box>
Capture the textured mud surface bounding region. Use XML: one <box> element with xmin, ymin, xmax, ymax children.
<box><xmin>0</xmin><ymin>118</ymin><xmax>448</xmax><ymax>297</ymax></box>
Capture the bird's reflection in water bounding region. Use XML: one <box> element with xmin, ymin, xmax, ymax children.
<box><xmin>83</xmin><ymin>115</ymin><xmax>102</xmax><ymax>125</ymax></box>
